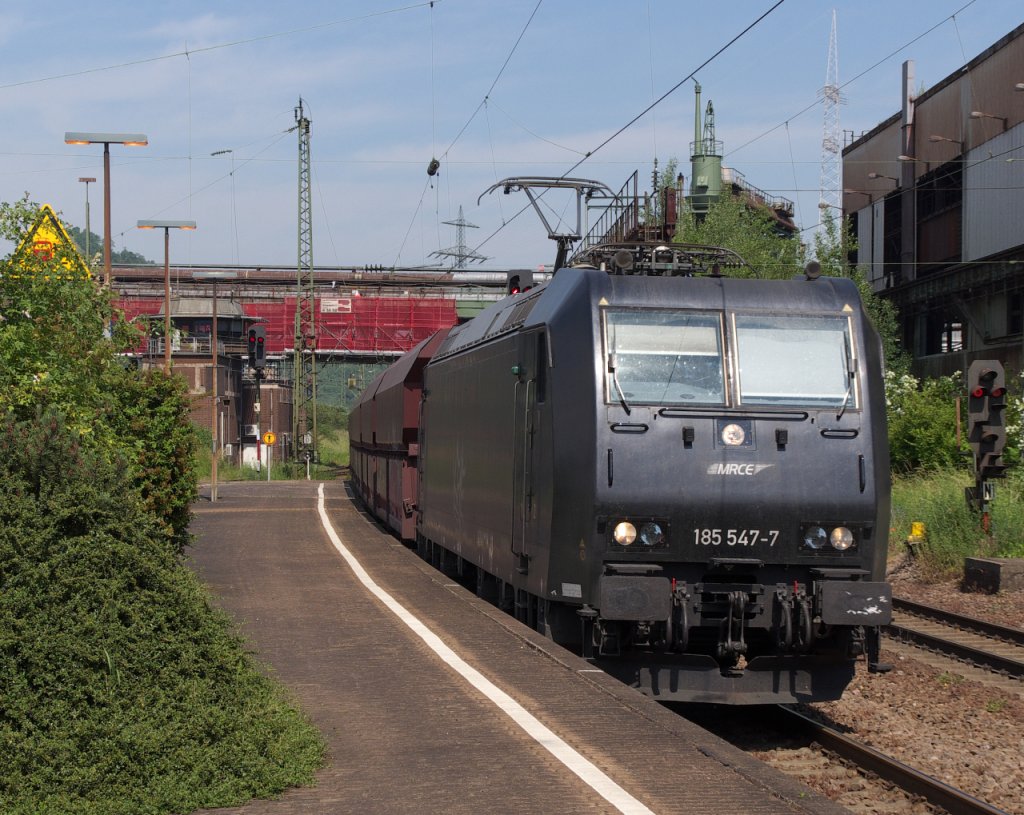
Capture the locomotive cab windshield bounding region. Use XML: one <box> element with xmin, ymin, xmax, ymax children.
<box><xmin>733</xmin><ymin>313</ymin><xmax>856</xmax><ymax>408</ymax></box>
<box><xmin>604</xmin><ymin>307</ymin><xmax>857</xmax><ymax>410</ymax></box>
<box><xmin>605</xmin><ymin>310</ymin><xmax>726</xmax><ymax>406</ymax></box>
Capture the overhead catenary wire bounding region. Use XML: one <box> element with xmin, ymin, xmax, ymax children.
<box><xmin>727</xmin><ymin>0</ymin><xmax>980</xmax><ymax>159</ymax></box>
<box><xmin>785</xmin><ymin>122</ymin><xmax>804</xmax><ymax>229</ymax></box>
<box><xmin>0</xmin><ymin>2</ymin><xmax>440</xmax><ymax>92</ymax></box>
<box><xmin>121</xmin><ymin>129</ymin><xmax>293</xmax><ymax>243</ymax></box>
<box><xmin>400</xmin><ymin>0</ymin><xmax>545</xmax><ymax>267</ymax></box>
<box><xmin>436</xmin><ymin>0</ymin><xmax>545</xmax><ymax>162</ymax></box>
<box><xmin>470</xmin><ymin>0</ymin><xmax>787</xmax><ymax>257</ymax></box>
<box><xmin>486</xmin><ymin>99</ymin><xmax>587</xmax><ymax>157</ymax></box>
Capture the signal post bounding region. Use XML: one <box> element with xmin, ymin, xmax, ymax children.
<box><xmin>965</xmin><ymin>360</ymin><xmax>1008</xmax><ymax>529</ymax></box>
<box><xmin>248</xmin><ymin>325</ymin><xmax>267</xmax><ymax>472</ymax></box>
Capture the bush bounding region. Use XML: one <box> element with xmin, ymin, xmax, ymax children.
<box><xmin>886</xmin><ymin>371</ymin><xmax>965</xmax><ymax>472</ymax></box>
<box><xmin>106</xmin><ymin>367</ymin><xmax>198</xmax><ymax>552</ymax></box>
<box><xmin>0</xmin><ymin>411</ymin><xmax>323</xmax><ymax>814</ymax></box>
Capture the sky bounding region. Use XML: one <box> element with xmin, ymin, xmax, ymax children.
<box><xmin>0</xmin><ymin>0</ymin><xmax>1021</xmax><ymax>272</ymax></box>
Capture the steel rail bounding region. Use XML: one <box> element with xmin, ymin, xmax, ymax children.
<box><xmin>892</xmin><ymin>597</ymin><xmax>1024</xmax><ymax>644</ymax></box>
<box><xmin>773</xmin><ymin>706</ymin><xmax>1010</xmax><ymax>815</ymax></box>
<box><xmin>888</xmin><ymin>598</ymin><xmax>1024</xmax><ymax>679</ymax></box>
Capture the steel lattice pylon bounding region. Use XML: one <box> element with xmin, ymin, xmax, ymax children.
<box><xmin>818</xmin><ymin>9</ymin><xmax>843</xmax><ymax>222</ymax></box>
<box><xmin>431</xmin><ymin>206</ymin><xmax>487</xmax><ymax>268</ymax></box>
<box><xmin>293</xmin><ymin>98</ymin><xmax>317</xmax><ymax>462</ymax></box>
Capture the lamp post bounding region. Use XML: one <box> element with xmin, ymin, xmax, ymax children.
<box><xmin>137</xmin><ymin>220</ymin><xmax>197</xmax><ymax>373</ymax></box>
<box><xmin>65</xmin><ymin>132</ymin><xmax>148</xmax><ymax>287</ymax></box>
<box><xmin>868</xmin><ymin>172</ymin><xmax>899</xmax><ymax>184</ymax></box>
<box><xmin>898</xmin><ymin>155</ymin><xmax>931</xmax><ymax>172</ymax></box>
<box><xmin>78</xmin><ymin>177</ymin><xmax>96</xmax><ymax>261</ymax></box>
<box><xmin>929</xmin><ymin>134</ymin><xmax>964</xmax><ymax>150</ymax></box>
<box><xmin>194</xmin><ymin>271</ymin><xmax>237</xmax><ymax>503</ymax></box>
<box><xmin>970</xmin><ymin>110</ymin><xmax>1008</xmax><ymax>131</ymax></box>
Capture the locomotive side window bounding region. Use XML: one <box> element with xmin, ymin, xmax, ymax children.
<box><xmin>605</xmin><ymin>310</ymin><xmax>725</xmax><ymax>406</ymax></box>
<box><xmin>734</xmin><ymin>314</ymin><xmax>855</xmax><ymax>408</ymax></box>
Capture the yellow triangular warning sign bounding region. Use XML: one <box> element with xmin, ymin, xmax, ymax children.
<box><xmin>11</xmin><ymin>204</ymin><xmax>91</xmax><ymax>280</ymax></box>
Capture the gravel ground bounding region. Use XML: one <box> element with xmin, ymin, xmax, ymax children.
<box><xmin>802</xmin><ymin>559</ymin><xmax>1024</xmax><ymax>814</ymax></box>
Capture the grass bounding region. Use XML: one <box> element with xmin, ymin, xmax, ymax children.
<box><xmin>891</xmin><ymin>468</ymin><xmax>1024</xmax><ymax>578</ymax></box>
<box><xmin>193</xmin><ymin>431</ymin><xmax>349</xmax><ymax>482</ymax></box>
<box><xmin>937</xmin><ymin>671</ymin><xmax>965</xmax><ymax>687</ymax></box>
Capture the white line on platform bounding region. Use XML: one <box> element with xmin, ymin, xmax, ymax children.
<box><xmin>316</xmin><ymin>483</ymin><xmax>655</xmax><ymax>815</ymax></box>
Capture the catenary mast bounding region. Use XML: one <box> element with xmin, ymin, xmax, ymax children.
<box><xmin>293</xmin><ymin>98</ymin><xmax>317</xmax><ymax>464</ymax></box>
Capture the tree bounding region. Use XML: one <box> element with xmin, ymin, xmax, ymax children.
<box><xmin>0</xmin><ymin>196</ymin><xmax>194</xmax><ymax>547</ymax></box>
<box><xmin>676</xmin><ymin>195</ymin><xmax>801</xmax><ymax>279</ymax></box>
<box><xmin>811</xmin><ymin>213</ymin><xmax>909</xmax><ymax>375</ymax></box>
<box><xmin>67</xmin><ymin>224</ymin><xmax>153</xmax><ymax>266</ymax></box>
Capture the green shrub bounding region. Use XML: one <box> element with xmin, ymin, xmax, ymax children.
<box><xmin>886</xmin><ymin>371</ymin><xmax>964</xmax><ymax>473</ymax></box>
<box><xmin>106</xmin><ymin>367</ymin><xmax>198</xmax><ymax>553</ymax></box>
<box><xmin>0</xmin><ymin>411</ymin><xmax>323</xmax><ymax>814</ymax></box>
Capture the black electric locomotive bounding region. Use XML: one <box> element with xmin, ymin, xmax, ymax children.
<box><xmin>350</xmin><ymin>246</ymin><xmax>892</xmax><ymax>705</ymax></box>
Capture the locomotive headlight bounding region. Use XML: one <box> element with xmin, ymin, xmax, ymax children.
<box><xmin>720</xmin><ymin>423</ymin><xmax>746</xmax><ymax>446</ymax></box>
<box><xmin>639</xmin><ymin>522</ymin><xmax>664</xmax><ymax>547</ymax></box>
<box><xmin>613</xmin><ymin>522</ymin><xmax>637</xmax><ymax>546</ymax></box>
<box><xmin>803</xmin><ymin>526</ymin><xmax>828</xmax><ymax>549</ymax></box>
<box><xmin>830</xmin><ymin>527</ymin><xmax>855</xmax><ymax>550</ymax></box>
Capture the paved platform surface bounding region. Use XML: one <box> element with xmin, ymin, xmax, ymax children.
<box><xmin>189</xmin><ymin>480</ymin><xmax>846</xmax><ymax>815</ymax></box>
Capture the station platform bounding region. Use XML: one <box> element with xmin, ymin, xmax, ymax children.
<box><xmin>189</xmin><ymin>480</ymin><xmax>846</xmax><ymax>815</ymax></box>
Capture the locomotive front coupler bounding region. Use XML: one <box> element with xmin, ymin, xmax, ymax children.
<box><xmin>716</xmin><ymin>590</ymin><xmax>749</xmax><ymax>662</ymax></box>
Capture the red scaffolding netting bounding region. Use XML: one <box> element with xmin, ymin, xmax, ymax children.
<box><xmin>115</xmin><ymin>295</ymin><xmax>458</xmax><ymax>356</ymax></box>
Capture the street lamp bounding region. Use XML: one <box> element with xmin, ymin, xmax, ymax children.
<box><xmin>64</xmin><ymin>132</ymin><xmax>148</xmax><ymax>287</ymax></box>
<box><xmin>137</xmin><ymin>219</ymin><xmax>197</xmax><ymax>373</ymax></box>
<box><xmin>897</xmin><ymin>155</ymin><xmax>931</xmax><ymax>171</ymax></box>
<box><xmin>868</xmin><ymin>172</ymin><xmax>898</xmax><ymax>183</ymax></box>
<box><xmin>929</xmin><ymin>134</ymin><xmax>964</xmax><ymax>149</ymax></box>
<box><xmin>194</xmin><ymin>271</ymin><xmax>237</xmax><ymax>503</ymax></box>
<box><xmin>78</xmin><ymin>177</ymin><xmax>96</xmax><ymax>261</ymax></box>
<box><xmin>970</xmin><ymin>110</ymin><xmax>1008</xmax><ymax>131</ymax></box>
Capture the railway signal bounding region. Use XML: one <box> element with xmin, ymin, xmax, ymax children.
<box><xmin>965</xmin><ymin>360</ymin><xmax>1008</xmax><ymax>515</ymax></box>
<box><xmin>505</xmin><ymin>270</ymin><xmax>534</xmax><ymax>296</ymax></box>
<box><xmin>247</xmin><ymin>326</ymin><xmax>267</xmax><ymax>371</ymax></box>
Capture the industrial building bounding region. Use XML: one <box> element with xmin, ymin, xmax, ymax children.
<box><xmin>843</xmin><ymin>22</ymin><xmax>1024</xmax><ymax>378</ymax></box>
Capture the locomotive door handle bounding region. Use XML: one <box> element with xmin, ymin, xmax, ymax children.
<box><xmin>858</xmin><ymin>454</ymin><xmax>866</xmax><ymax>493</ymax></box>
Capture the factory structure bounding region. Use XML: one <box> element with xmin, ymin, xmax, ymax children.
<box><xmin>843</xmin><ymin>22</ymin><xmax>1024</xmax><ymax>377</ymax></box>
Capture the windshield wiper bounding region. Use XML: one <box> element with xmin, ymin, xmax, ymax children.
<box><xmin>836</xmin><ymin>333</ymin><xmax>855</xmax><ymax>420</ymax></box>
<box><xmin>607</xmin><ymin>354</ymin><xmax>632</xmax><ymax>415</ymax></box>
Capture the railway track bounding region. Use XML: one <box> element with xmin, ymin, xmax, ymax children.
<box><xmin>888</xmin><ymin>597</ymin><xmax>1024</xmax><ymax>680</ymax></box>
<box><xmin>677</xmin><ymin>703</ymin><xmax>1011</xmax><ymax>815</ymax></box>
<box><xmin>771</xmin><ymin>706</ymin><xmax>1009</xmax><ymax>815</ymax></box>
